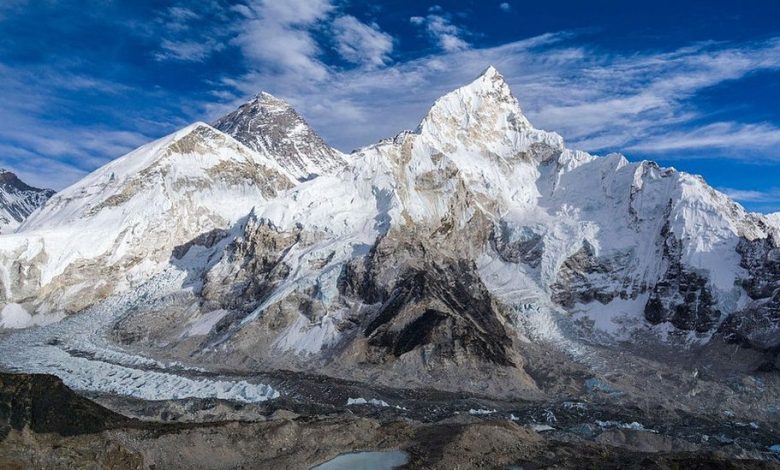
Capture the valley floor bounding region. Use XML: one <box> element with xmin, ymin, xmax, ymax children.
<box><xmin>2</xmin><ymin>372</ymin><xmax>780</xmax><ymax>470</ymax></box>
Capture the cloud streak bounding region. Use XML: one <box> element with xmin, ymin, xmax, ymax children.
<box><xmin>410</xmin><ymin>12</ymin><xmax>470</xmax><ymax>52</ymax></box>
<box><xmin>719</xmin><ymin>187</ymin><xmax>780</xmax><ymax>213</ymax></box>
<box><xmin>332</xmin><ymin>15</ymin><xmax>394</xmax><ymax>67</ymax></box>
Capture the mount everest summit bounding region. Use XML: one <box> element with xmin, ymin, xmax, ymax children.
<box><xmin>0</xmin><ymin>67</ymin><xmax>779</xmax><ymax>404</ymax></box>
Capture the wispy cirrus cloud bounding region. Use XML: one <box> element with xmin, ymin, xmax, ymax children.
<box><xmin>152</xmin><ymin>3</ymin><xmax>228</xmax><ymax>62</ymax></box>
<box><xmin>155</xmin><ymin>38</ymin><xmax>226</xmax><ymax>62</ymax></box>
<box><xmin>720</xmin><ymin>187</ymin><xmax>780</xmax><ymax>202</ymax></box>
<box><xmin>409</xmin><ymin>10</ymin><xmax>470</xmax><ymax>52</ymax></box>
<box><xmin>719</xmin><ymin>187</ymin><xmax>780</xmax><ymax>213</ymax></box>
<box><xmin>230</xmin><ymin>0</ymin><xmax>335</xmax><ymax>81</ymax></box>
<box><xmin>332</xmin><ymin>15</ymin><xmax>394</xmax><ymax>67</ymax></box>
<box><xmin>628</xmin><ymin>122</ymin><xmax>780</xmax><ymax>153</ymax></box>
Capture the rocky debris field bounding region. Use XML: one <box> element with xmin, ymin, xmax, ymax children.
<box><xmin>1</xmin><ymin>372</ymin><xmax>779</xmax><ymax>469</ymax></box>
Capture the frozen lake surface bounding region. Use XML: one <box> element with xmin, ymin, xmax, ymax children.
<box><xmin>310</xmin><ymin>450</ymin><xmax>409</xmax><ymax>470</ymax></box>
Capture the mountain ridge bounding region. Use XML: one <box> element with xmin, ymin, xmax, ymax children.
<box><xmin>0</xmin><ymin>67</ymin><xmax>778</xmax><ymax>402</ymax></box>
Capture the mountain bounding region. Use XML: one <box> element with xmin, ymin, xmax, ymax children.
<box><xmin>45</xmin><ymin>66</ymin><xmax>772</xmax><ymax>396</ymax></box>
<box><xmin>0</xmin><ymin>122</ymin><xmax>295</xmax><ymax>323</ymax></box>
<box><xmin>213</xmin><ymin>92</ymin><xmax>347</xmax><ymax>181</ymax></box>
<box><xmin>767</xmin><ymin>212</ymin><xmax>780</xmax><ymax>228</ymax></box>
<box><xmin>0</xmin><ymin>169</ymin><xmax>54</xmax><ymax>234</ymax></box>
<box><xmin>1</xmin><ymin>67</ymin><xmax>779</xmax><ymax>401</ymax></box>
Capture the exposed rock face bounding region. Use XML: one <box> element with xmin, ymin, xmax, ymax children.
<box><xmin>201</xmin><ymin>215</ymin><xmax>302</xmax><ymax>313</ymax></box>
<box><xmin>0</xmin><ymin>169</ymin><xmax>54</xmax><ymax>234</ymax></box>
<box><xmin>550</xmin><ymin>241</ymin><xmax>630</xmax><ymax>308</ymax></box>
<box><xmin>490</xmin><ymin>221</ymin><xmax>545</xmax><ymax>268</ymax></box>
<box><xmin>644</xmin><ymin>222</ymin><xmax>722</xmax><ymax>333</ymax></box>
<box><xmin>213</xmin><ymin>92</ymin><xmax>347</xmax><ymax>181</ymax></box>
<box><xmin>360</xmin><ymin>260</ymin><xmax>516</xmax><ymax>367</ymax></box>
<box><xmin>718</xmin><ymin>237</ymin><xmax>780</xmax><ymax>353</ymax></box>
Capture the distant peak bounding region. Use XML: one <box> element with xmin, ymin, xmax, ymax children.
<box><xmin>213</xmin><ymin>90</ymin><xmax>346</xmax><ymax>181</ymax></box>
<box><xmin>247</xmin><ymin>91</ymin><xmax>292</xmax><ymax>110</ymax></box>
<box><xmin>0</xmin><ymin>167</ymin><xmax>53</xmax><ymax>194</ymax></box>
<box><xmin>464</xmin><ymin>65</ymin><xmax>513</xmax><ymax>96</ymax></box>
<box><xmin>417</xmin><ymin>65</ymin><xmax>531</xmax><ymax>137</ymax></box>
<box><xmin>480</xmin><ymin>65</ymin><xmax>501</xmax><ymax>79</ymax></box>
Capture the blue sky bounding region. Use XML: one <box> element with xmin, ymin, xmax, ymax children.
<box><xmin>0</xmin><ymin>1</ymin><xmax>779</xmax><ymax>212</ymax></box>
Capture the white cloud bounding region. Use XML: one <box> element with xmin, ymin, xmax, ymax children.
<box><xmin>164</xmin><ymin>6</ymin><xmax>200</xmax><ymax>32</ymax></box>
<box><xmin>628</xmin><ymin>122</ymin><xmax>780</xmax><ymax>153</ymax></box>
<box><xmin>719</xmin><ymin>187</ymin><xmax>780</xmax><ymax>205</ymax></box>
<box><xmin>230</xmin><ymin>0</ymin><xmax>334</xmax><ymax>81</ymax></box>
<box><xmin>410</xmin><ymin>13</ymin><xmax>470</xmax><ymax>52</ymax></box>
<box><xmin>500</xmin><ymin>3</ymin><xmax>511</xmax><ymax>12</ymax></box>
<box><xmin>155</xmin><ymin>39</ymin><xmax>224</xmax><ymax>62</ymax></box>
<box><xmin>332</xmin><ymin>15</ymin><xmax>393</xmax><ymax>67</ymax></box>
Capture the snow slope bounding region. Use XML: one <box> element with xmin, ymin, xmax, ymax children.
<box><xmin>0</xmin><ymin>122</ymin><xmax>295</xmax><ymax>318</ymax></box>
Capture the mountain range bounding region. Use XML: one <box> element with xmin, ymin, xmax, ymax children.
<box><xmin>1</xmin><ymin>66</ymin><xmax>779</xmax><ymax>402</ymax></box>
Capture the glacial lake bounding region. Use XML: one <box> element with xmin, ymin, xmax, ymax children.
<box><xmin>310</xmin><ymin>450</ymin><xmax>409</xmax><ymax>470</ymax></box>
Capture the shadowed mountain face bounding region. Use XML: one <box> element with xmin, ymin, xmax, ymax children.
<box><xmin>0</xmin><ymin>169</ymin><xmax>54</xmax><ymax>234</ymax></box>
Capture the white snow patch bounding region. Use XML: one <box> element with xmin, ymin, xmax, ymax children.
<box><xmin>346</xmin><ymin>397</ymin><xmax>390</xmax><ymax>407</ymax></box>
<box><xmin>0</xmin><ymin>303</ymin><xmax>64</xmax><ymax>329</ymax></box>
<box><xmin>596</xmin><ymin>420</ymin><xmax>656</xmax><ymax>432</ymax></box>
<box><xmin>182</xmin><ymin>309</ymin><xmax>228</xmax><ymax>337</ymax></box>
<box><xmin>530</xmin><ymin>424</ymin><xmax>555</xmax><ymax>432</ymax></box>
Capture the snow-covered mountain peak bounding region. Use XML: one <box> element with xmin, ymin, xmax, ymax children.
<box><xmin>21</xmin><ymin>122</ymin><xmax>293</xmax><ymax>232</ymax></box>
<box><xmin>419</xmin><ymin>66</ymin><xmax>530</xmax><ymax>132</ymax></box>
<box><xmin>0</xmin><ymin>169</ymin><xmax>54</xmax><ymax>234</ymax></box>
<box><xmin>213</xmin><ymin>92</ymin><xmax>347</xmax><ymax>181</ymax></box>
<box><xmin>417</xmin><ymin>67</ymin><xmax>561</xmax><ymax>160</ymax></box>
<box><xmin>1</xmin><ymin>168</ymin><xmax>41</xmax><ymax>191</ymax></box>
<box><xmin>767</xmin><ymin>212</ymin><xmax>780</xmax><ymax>225</ymax></box>
<box><xmin>470</xmin><ymin>65</ymin><xmax>513</xmax><ymax>97</ymax></box>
